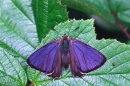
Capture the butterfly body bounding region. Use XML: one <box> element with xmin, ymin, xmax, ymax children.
<box><xmin>27</xmin><ymin>34</ymin><xmax>106</xmax><ymax>78</ymax></box>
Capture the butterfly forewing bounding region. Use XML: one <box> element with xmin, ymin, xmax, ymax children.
<box><xmin>27</xmin><ymin>40</ymin><xmax>62</xmax><ymax>78</ymax></box>
<box><xmin>70</xmin><ymin>39</ymin><xmax>106</xmax><ymax>77</ymax></box>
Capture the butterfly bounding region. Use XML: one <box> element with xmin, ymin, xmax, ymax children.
<box><xmin>27</xmin><ymin>34</ymin><xmax>106</xmax><ymax>78</ymax></box>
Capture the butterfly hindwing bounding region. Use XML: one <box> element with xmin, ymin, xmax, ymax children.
<box><xmin>70</xmin><ymin>39</ymin><xmax>106</xmax><ymax>77</ymax></box>
<box><xmin>27</xmin><ymin>40</ymin><xmax>62</xmax><ymax>78</ymax></box>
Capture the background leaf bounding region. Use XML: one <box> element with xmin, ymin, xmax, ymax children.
<box><xmin>0</xmin><ymin>0</ymin><xmax>38</xmax><ymax>66</ymax></box>
<box><xmin>61</xmin><ymin>0</ymin><xmax>130</xmax><ymax>32</ymax></box>
<box><xmin>110</xmin><ymin>0</ymin><xmax>130</xmax><ymax>23</ymax></box>
<box><xmin>27</xmin><ymin>19</ymin><xmax>130</xmax><ymax>86</ymax></box>
<box><xmin>61</xmin><ymin>0</ymin><xmax>114</xmax><ymax>23</ymax></box>
<box><xmin>0</xmin><ymin>48</ymin><xmax>27</xmax><ymax>86</ymax></box>
<box><xmin>32</xmin><ymin>0</ymin><xmax>68</xmax><ymax>41</ymax></box>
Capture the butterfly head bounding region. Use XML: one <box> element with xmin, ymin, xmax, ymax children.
<box><xmin>62</xmin><ymin>34</ymin><xmax>69</xmax><ymax>41</ymax></box>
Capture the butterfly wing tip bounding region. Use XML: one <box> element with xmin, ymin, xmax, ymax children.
<box><xmin>101</xmin><ymin>57</ymin><xmax>107</xmax><ymax>66</ymax></box>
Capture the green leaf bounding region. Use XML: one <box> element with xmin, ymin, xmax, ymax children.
<box><xmin>27</xmin><ymin>19</ymin><xmax>130</xmax><ymax>86</ymax></box>
<box><xmin>0</xmin><ymin>0</ymin><xmax>38</xmax><ymax>62</ymax></box>
<box><xmin>0</xmin><ymin>48</ymin><xmax>27</xmax><ymax>86</ymax></box>
<box><xmin>110</xmin><ymin>0</ymin><xmax>130</xmax><ymax>23</ymax></box>
<box><xmin>61</xmin><ymin>0</ymin><xmax>114</xmax><ymax>23</ymax></box>
<box><xmin>32</xmin><ymin>0</ymin><xmax>68</xmax><ymax>41</ymax></box>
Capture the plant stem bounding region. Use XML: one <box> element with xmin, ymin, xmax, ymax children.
<box><xmin>116</xmin><ymin>19</ymin><xmax>130</xmax><ymax>39</ymax></box>
<box><xmin>112</xmin><ymin>12</ymin><xmax>130</xmax><ymax>39</ymax></box>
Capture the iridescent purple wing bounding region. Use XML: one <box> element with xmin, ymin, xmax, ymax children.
<box><xmin>27</xmin><ymin>40</ymin><xmax>62</xmax><ymax>78</ymax></box>
<box><xmin>70</xmin><ymin>39</ymin><xmax>106</xmax><ymax>77</ymax></box>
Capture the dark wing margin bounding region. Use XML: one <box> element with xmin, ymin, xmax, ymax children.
<box><xmin>27</xmin><ymin>40</ymin><xmax>62</xmax><ymax>78</ymax></box>
<box><xmin>70</xmin><ymin>39</ymin><xmax>106</xmax><ymax>77</ymax></box>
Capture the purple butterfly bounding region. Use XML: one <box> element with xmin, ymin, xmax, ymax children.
<box><xmin>27</xmin><ymin>34</ymin><xmax>106</xmax><ymax>78</ymax></box>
